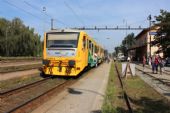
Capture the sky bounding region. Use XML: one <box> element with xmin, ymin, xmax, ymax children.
<box><xmin>0</xmin><ymin>0</ymin><xmax>170</xmax><ymax>52</ymax></box>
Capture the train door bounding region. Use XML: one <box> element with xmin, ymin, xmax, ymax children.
<box><xmin>82</xmin><ymin>35</ymin><xmax>88</xmax><ymax>67</ymax></box>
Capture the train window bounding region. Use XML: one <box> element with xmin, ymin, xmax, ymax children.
<box><xmin>95</xmin><ymin>46</ymin><xmax>98</xmax><ymax>53</ymax></box>
<box><xmin>47</xmin><ymin>32</ymin><xmax>79</xmax><ymax>48</ymax></box>
<box><xmin>87</xmin><ymin>39</ymin><xmax>89</xmax><ymax>49</ymax></box>
<box><xmin>89</xmin><ymin>40</ymin><xmax>92</xmax><ymax>49</ymax></box>
<box><xmin>83</xmin><ymin>36</ymin><xmax>86</xmax><ymax>49</ymax></box>
<box><xmin>92</xmin><ymin>43</ymin><xmax>94</xmax><ymax>55</ymax></box>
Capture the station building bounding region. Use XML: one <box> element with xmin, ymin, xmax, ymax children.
<box><xmin>128</xmin><ymin>25</ymin><xmax>163</xmax><ymax>61</ymax></box>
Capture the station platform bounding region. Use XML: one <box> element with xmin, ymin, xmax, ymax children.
<box><xmin>135</xmin><ymin>64</ymin><xmax>170</xmax><ymax>100</ymax></box>
<box><xmin>32</xmin><ymin>62</ymin><xmax>111</xmax><ymax>113</ymax></box>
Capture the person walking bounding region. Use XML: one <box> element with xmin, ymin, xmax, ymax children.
<box><xmin>148</xmin><ymin>56</ymin><xmax>152</xmax><ymax>68</ymax></box>
<box><xmin>158</xmin><ymin>55</ymin><xmax>163</xmax><ymax>75</ymax></box>
<box><xmin>151</xmin><ymin>54</ymin><xmax>155</xmax><ymax>74</ymax></box>
<box><xmin>155</xmin><ymin>54</ymin><xmax>159</xmax><ymax>74</ymax></box>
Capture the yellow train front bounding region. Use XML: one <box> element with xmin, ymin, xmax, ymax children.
<box><xmin>42</xmin><ymin>29</ymin><xmax>104</xmax><ymax>76</ymax></box>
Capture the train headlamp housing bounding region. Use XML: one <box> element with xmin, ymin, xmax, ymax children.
<box><xmin>68</xmin><ymin>60</ymin><xmax>75</xmax><ymax>67</ymax></box>
<box><xmin>43</xmin><ymin>60</ymin><xmax>50</xmax><ymax>66</ymax></box>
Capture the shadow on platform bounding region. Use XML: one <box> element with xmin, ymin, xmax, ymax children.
<box><xmin>67</xmin><ymin>87</ymin><xmax>104</xmax><ymax>97</ymax></box>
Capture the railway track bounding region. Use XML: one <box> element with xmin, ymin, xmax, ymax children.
<box><xmin>0</xmin><ymin>66</ymin><xmax>92</xmax><ymax>113</ymax></box>
<box><xmin>6</xmin><ymin>80</ymin><xmax>73</xmax><ymax>113</ymax></box>
<box><xmin>136</xmin><ymin>67</ymin><xmax>170</xmax><ymax>87</ymax></box>
<box><xmin>135</xmin><ymin>66</ymin><xmax>170</xmax><ymax>101</ymax></box>
<box><xmin>135</xmin><ymin>63</ymin><xmax>170</xmax><ymax>75</ymax></box>
<box><xmin>0</xmin><ymin>76</ymin><xmax>74</xmax><ymax>113</ymax></box>
<box><xmin>114</xmin><ymin>62</ymin><xmax>134</xmax><ymax>113</ymax></box>
<box><xmin>0</xmin><ymin>77</ymin><xmax>51</xmax><ymax>98</ymax></box>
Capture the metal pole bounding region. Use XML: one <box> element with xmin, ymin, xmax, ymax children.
<box><xmin>51</xmin><ymin>18</ymin><xmax>54</xmax><ymax>30</ymax></box>
<box><xmin>125</xmin><ymin>20</ymin><xmax>128</xmax><ymax>56</ymax></box>
<box><xmin>6</xmin><ymin>29</ymin><xmax>7</xmax><ymax>56</ymax></box>
<box><xmin>43</xmin><ymin>6</ymin><xmax>46</xmax><ymax>32</ymax></box>
<box><xmin>149</xmin><ymin>16</ymin><xmax>152</xmax><ymax>57</ymax></box>
<box><xmin>147</xmin><ymin>14</ymin><xmax>152</xmax><ymax>58</ymax></box>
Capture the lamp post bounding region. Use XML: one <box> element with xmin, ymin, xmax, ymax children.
<box><xmin>147</xmin><ymin>14</ymin><xmax>152</xmax><ymax>59</ymax></box>
<box><xmin>5</xmin><ymin>28</ymin><xmax>7</xmax><ymax>56</ymax></box>
<box><xmin>43</xmin><ymin>6</ymin><xmax>46</xmax><ymax>32</ymax></box>
<box><xmin>147</xmin><ymin>15</ymin><xmax>156</xmax><ymax>58</ymax></box>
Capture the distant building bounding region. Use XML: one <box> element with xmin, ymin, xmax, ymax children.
<box><xmin>128</xmin><ymin>25</ymin><xmax>163</xmax><ymax>61</ymax></box>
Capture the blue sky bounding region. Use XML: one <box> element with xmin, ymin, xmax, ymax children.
<box><xmin>0</xmin><ymin>0</ymin><xmax>170</xmax><ymax>52</ymax></box>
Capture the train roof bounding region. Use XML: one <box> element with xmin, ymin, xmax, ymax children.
<box><xmin>46</xmin><ymin>29</ymin><xmax>82</xmax><ymax>33</ymax></box>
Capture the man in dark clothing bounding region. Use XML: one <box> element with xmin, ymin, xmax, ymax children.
<box><xmin>151</xmin><ymin>54</ymin><xmax>155</xmax><ymax>74</ymax></box>
<box><xmin>155</xmin><ymin>54</ymin><xmax>159</xmax><ymax>74</ymax></box>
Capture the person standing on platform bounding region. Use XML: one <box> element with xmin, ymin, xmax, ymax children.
<box><xmin>155</xmin><ymin>54</ymin><xmax>159</xmax><ymax>74</ymax></box>
<box><xmin>149</xmin><ymin>56</ymin><xmax>152</xmax><ymax>67</ymax></box>
<box><xmin>127</xmin><ymin>56</ymin><xmax>131</xmax><ymax>62</ymax></box>
<box><xmin>158</xmin><ymin>55</ymin><xmax>163</xmax><ymax>75</ymax></box>
<box><xmin>151</xmin><ymin>54</ymin><xmax>156</xmax><ymax>74</ymax></box>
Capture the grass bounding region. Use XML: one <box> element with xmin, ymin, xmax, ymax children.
<box><xmin>0</xmin><ymin>63</ymin><xmax>42</xmax><ymax>73</ymax></box>
<box><xmin>0</xmin><ymin>57</ymin><xmax>42</xmax><ymax>60</ymax></box>
<box><xmin>124</xmin><ymin>76</ymin><xmax>170</xmax><ymax>113</ymax></box>
<box><xmin>0</xmin><ymin>74</ymin><xmax>43</xmax><ymax>92</ymax></box>
<box><xmin>102</xmin><ymin>62</ymin><xmax>170</xmax><ymax>113</ymax></box>
<box><xmin>102</xmin><ymin>62</ymin><xmax>127</xmax><ymax>113</ymax></box>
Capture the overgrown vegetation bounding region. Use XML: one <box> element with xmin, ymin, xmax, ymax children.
<box><xmin>102</xmin><ymin>62</ymin><xmax>116</xmax><ymax>113</ymax></box>
<box><xmin>102</xmin><ymin>62</ymin><xmax>170</xmax><ymax>113</ymax></box>
<box><xmin>124</xmin><ymin>77</ymin><xmax>170</xmax><ymax>113</ymax></box>
<box><xmin>102</xmin><ymin>62</ymin><xmax>127</xmax><ymax>113</ymax></box>
<box><xmin>0</xmin><ymin>17</ymin><xmax>42</xmax><ymax>57</ymax></box>
<box><xmin>0</xmin><ymin>75</ymin><xmax>43</xmax><ymax>92</ymax></box>
<box><xmin>154</xmin><ymin>10</ymin><xmax>170</xmax><ymax>57</ymax></box>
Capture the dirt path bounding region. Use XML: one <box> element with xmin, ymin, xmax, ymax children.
<box><xmin>32</xmin><ymin>62</ymin><xmax>111</xmax><ymax>113</ymax></box>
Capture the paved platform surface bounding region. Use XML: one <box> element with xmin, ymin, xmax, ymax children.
<box><xmin>32</xmin><ymin>63</ymin><xmax>111</xmax><ymax>113</ymax></box>
<box><xmin>136</xmin><ymin>64</ymin><xmax>170</xmax><ymax>101</ymax></box>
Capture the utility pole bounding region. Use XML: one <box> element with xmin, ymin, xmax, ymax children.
<box><xmin>147</xmin><ymin>14</ymin><xmax>152</xmax><ymax>57</ymax></box>
<box><xmin>6</xmin><ymin>28</ymin><xmax>7</xmax><ymax>56</ymax></box>
<box><xmin>51</xmin><ymin>18</ymin><xmax>54</xmax><ymax>30</ymax></box>
<box><xmin>43</xmin><ymin>6</ymin><xmax>46</xmax><ymax>32</ymax></box>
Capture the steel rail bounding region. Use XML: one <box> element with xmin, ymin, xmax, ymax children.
<box><xmin>115</xmin><ymin>62</ymin><xmax>134</xmax><ymax>113</ymax></box>
<box><xmin>6</xmin><ymin>80</ymin><xmax>72</xmax><ymax>113</ymax></box>
<box><xmin>0</xmin><ymin>77</ymin><xmax>51</xmax><ymax>98</ymax></box>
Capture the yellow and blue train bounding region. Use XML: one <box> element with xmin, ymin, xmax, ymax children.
<box><xmin>42</xmin><ymin>29</ymin><xmax>104</xmax><ymax>76</ymax></box>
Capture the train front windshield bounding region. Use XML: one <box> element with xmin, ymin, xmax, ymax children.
<box><xmin>47</xmin><ymin>32</ymin><xmax>79</xmax><ymax>48</ymax></box>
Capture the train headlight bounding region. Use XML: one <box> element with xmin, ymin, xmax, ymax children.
<box><xmin>43</xmin><ymin>60</ymin><xmax>50</xmax><ymax>65</ymax></box>
<box><xmin>68</xmin><ymin>60</ymin><xmax>75</xmax><ymax>67</ymax></box>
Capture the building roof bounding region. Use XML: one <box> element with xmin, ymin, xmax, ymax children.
<box><xmin>135</xmin><ymin>25</ymin><xmax>159</xmax><ymax>39</ymax></box>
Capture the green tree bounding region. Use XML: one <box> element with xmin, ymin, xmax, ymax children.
<box><xmin>114</xmin><ymin>33</ymin><xmax>135</xmax><ymax>57</ymax></box>
<box><xmin>122</xmin><ymin>33</ymin><xmax>135</xmax><ymax>49</ymax></box>
<box><xmin>0</xmin><ymin>17</ymin><xmax>42</xmax><ymax>57</ymax></box>
<box><xmin>114</xmin><ymin>46</ymin><xmax>121</xmax><ymax>55</ymax></box>
<box><xmin>155</xmin><ymin>10</ymin><xmax>170</xmax><ymax>57</ymax></box>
